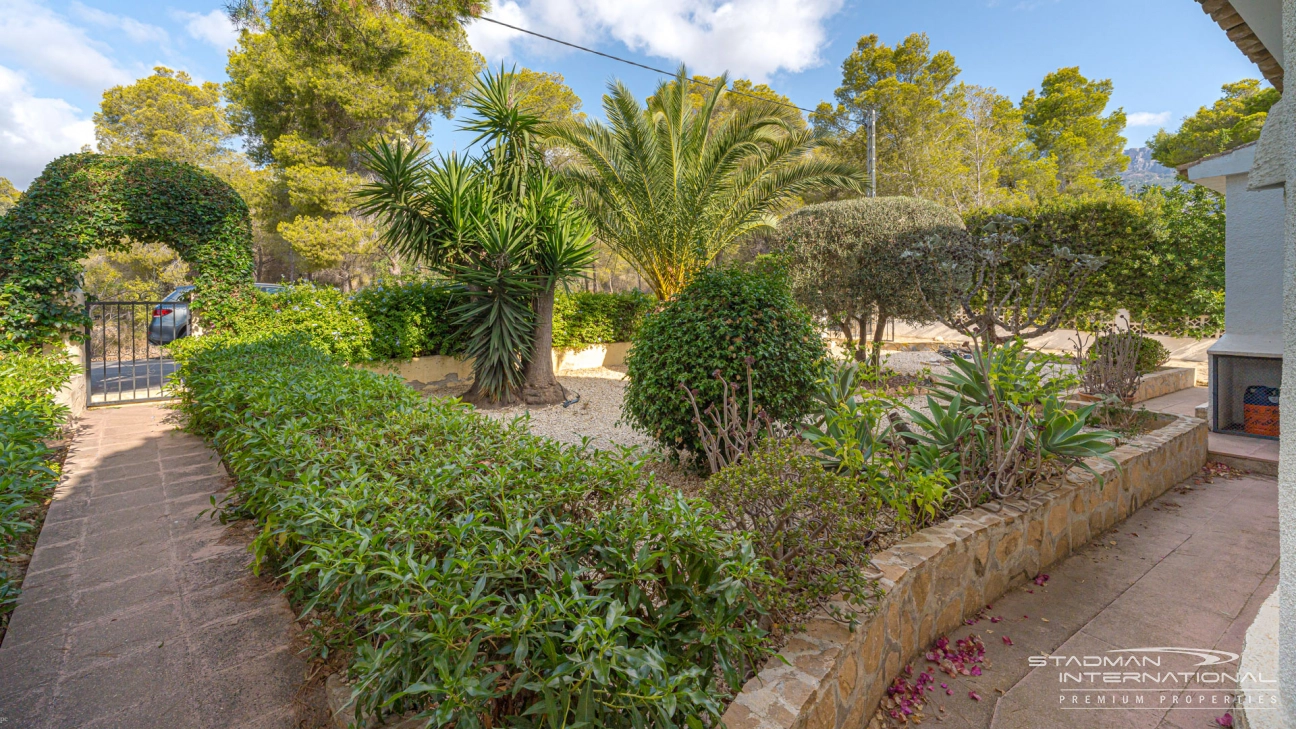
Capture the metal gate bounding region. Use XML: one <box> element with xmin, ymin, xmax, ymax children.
<box><xmin>85</xmin><ymin>300</ymin><xmax>186</xmax><ymax>406</ymax></box>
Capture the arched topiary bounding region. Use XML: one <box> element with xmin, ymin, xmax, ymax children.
<box><xmin>0</xmin><ymin>153</ymin><xmax>255</xmax><ymax>350</ymax></box>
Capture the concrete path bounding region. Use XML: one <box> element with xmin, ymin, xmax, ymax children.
<box><xmin>913</xmin><ymin>469</ymin><xmax>1279</xmax><ymax>728</ymax></box>
<box><xmin>0</xmin><ymin>405</ymin><xmax>323</xmax><ymax>729</ymax></box>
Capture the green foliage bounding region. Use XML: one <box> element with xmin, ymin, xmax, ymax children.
<box><xmin>551</xmin><ymin>290</ymin><xmax>654</xmax><ymax>349</ymax></box>
<box><xmin>1149</xmin><ymin>79</ymin><xmax>1278</xmax><ymax>169</ymax></box>
<box><xmin>172</xmin><ymin>333</ymin><xmax>768</xmax><ymax>728</ymax></box>
<box><xmin>702</xmin><ymin>438</ymin><xmax>881</xmax><ymax>631</ymax></box>
<box><xmin>623</xmin><ymin>266</ymin><xmax>826</xmax><ymax>455</ymax></box>
<box><xmin>1131</xmin><ymin>184</ymin><xmax>1225</xmax><ymax>336</ymax></box>
<box><xmin>359</xmin><ymin>69</ymin><xmax>596</xmax><ymax>404</ymax></box>
<box><xmin>1020</xmin><ymin>67</ymin><xmax>1128</xmax><ymax>192</ymax></box>
<box><xmin>0</xmin><ymin>351</ymin><xmax>75</xmax><ymax>617</ymax></box>
<box><xmin>550</xmin><ymin>67</ymin><xmax>863</xmax><ymax>298</ymax></box>
<box><xmin>981</xmin><ymin>186</ymin><xmax>1225</xmax><ymax>337</ymax></box>
<box><xmin>224</xmin><ymin>0</ymin><xmax>480</xmax><ymax>285</ymax></box>
<box><xmin>95</xmin><ymin>67</ymin><xmax>233</xmax><ymax>167</ymax></box>
<box><xmin>0</xmin><ymin>178</ymin><xmax>20</xmax><ymax>215</ymax></box>
<box><xmin>811</xmin><ymin>34</ymin><xmax>1057</xmax><ymax>210</ymax></box>
<box><xmin>352</xmin><ymin>280</ymin><xmax>467</xmax><ymax>360</ymax></box>
<box><xmin>777</xmin><ymin>196</ymin><xmax>964</xmax><ymax>355</ymax></box>
<box><xmin>82</xmin><ymin>242</ymin><xmax>191</xmax><ymax>301</ymax></box>
<box><xmin>174</xmin><ymin>283</ymin><xmax>372</xmax><ymax>363</ymax></box>
<box><xmin>974</xmin><ymin>194</ymin><xmax>1149</xmax><ymax>326</ymax></box>
<box><xmin>0</xmin><ymin>153</ymin><xmax>255</xmax><ymax>350</ymax></box>
<box><xmin>1088</xmin><ymin>331</ymin><xmax>1169</xmax><ymax>376</ymax></box>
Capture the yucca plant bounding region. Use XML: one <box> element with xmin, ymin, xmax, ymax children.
<box><xmin>547</xmin><ymin>68</ymin><xmax>864</xmax><ymax>299</ymax></box>
<box><xmin>358</xmin><ymin>69</ymin><xmax>595</xmax><ymax>405</ymax></box>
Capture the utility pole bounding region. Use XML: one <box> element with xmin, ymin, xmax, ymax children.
<box><xmin>867</xmin><ymin>107</ymin><xmax>877</xmax><ymax>198</ymax></box>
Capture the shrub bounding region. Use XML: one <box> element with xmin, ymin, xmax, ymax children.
<box><xmin>352</xmin><ymin>280</ymin><xmax>467</xmax><ymax>360</ymax></box>
<box><xmin>1088</xmin><ymin>331</ymin><xmax>1170</xmax><ymax>376</ymax></box>
<box><xmin>0</xmin><ymin>351</ymin><xmax>75</xmax><ymax>617</ymax></box>
<box><xmin>175</xmin><ymin>282</ymin><xmax>373</xmax><ymax>363</ymax></box>
<box><xmin>171</xmin><ymin>333</ymin><xmax>770</xmax><ymax>728</ymax></box>
<box><xmin>623</xmin><ymin>266</ymin><xmax>826</xmax><ymax>456</ymax></box>
<box><xmin>701</xmin><ymin>438</ymin><xmax>881</xmax><ymax>631</ymax></box>
<box><xmin>973</xmin><ymin>194</ymin><xmax>1152</xmax><ymax>328</ymax></box>
<box><xmin>551</xmin><ymin>290</ymin><xmax>654</xmax><ymax>349</ymax></box>
<box><xmin>777</xmin><ymin>196</ymin><xmax>964</xmax><ymax>358</ymax></box>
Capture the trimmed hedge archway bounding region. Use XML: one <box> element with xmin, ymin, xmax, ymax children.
<box><xmin>0</xmin><ymin>153</ymin><xmax>255</xmax><ymax>350</ymax></box>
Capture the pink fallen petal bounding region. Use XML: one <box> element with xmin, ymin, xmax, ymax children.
<box><xmin>1217</xmin><ymin>714</ymin><xmax>1234</xmax><ymax>727</ymax></box>
<box><xmin>1002</xmin><ymin>636</ymin><xmax>1014</xmax><ymax>646</ymax></box>
<box><xmin>969</xmin><ymin>691</ymin><xmax>982</xmax><ymax>701</ymax></box>
<box><xmin>1034</xmin><ymin>574</ymin><xmax>1050</xmax><ymax>586</ymax></box>
<box><xmin>971</xmin><ymin>666</ymin><xmax>983</xmax><ymax>676</ymax></box>
<box><xmin>990</xmin><ymin>616</ymin><xmax>1002</xmax><ymax>623</ymax></box>
<box><xmin>941</xmin><ymin>683</ymin><xmax>948</xmax><ymax>689</ymax></box>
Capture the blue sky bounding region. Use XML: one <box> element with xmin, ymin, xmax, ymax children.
<box><xmin>0</xmin><ymin>0</ymin><xmax>1265</xmax><ymax>187</ymax></box>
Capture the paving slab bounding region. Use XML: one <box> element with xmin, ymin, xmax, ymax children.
<box><xmin>0</xmin><ymin>405</ymin><xmax>326</xmax><ymax>729</ymax></box>
<box><xmin>902</xmin><ymin>471</ymin><xmax>1279</xmax><ymax>728</ymax></box>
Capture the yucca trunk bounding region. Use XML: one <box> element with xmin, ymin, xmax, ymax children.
<box><xmin>521</xmin><ymin>287</ymin><xmax>565</xmax><ymax>405</ymax></box>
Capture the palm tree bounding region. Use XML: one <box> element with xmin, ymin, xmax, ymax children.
<box><xmin>357</xmin><ymin>69</ymin><xmax>594</xmax><ymax>406</ymax></box>
<box><xmin>547</xmin><ymin>68</ymin><xmax>865</xmax><ymax>299</ymax></box>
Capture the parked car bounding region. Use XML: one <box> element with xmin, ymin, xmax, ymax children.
<box><xmin>147</xmin><ymin>283</ymin><xmax>286</xmax><ymax>345</ymax></box>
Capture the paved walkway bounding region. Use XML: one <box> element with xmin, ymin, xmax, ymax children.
<box><xmin>916</xmin><ymin>469</ymin><xmax>1279</xmax><ymax>728</ymax></box>
<box><xmin>0</xmin><ymin>405</ymin><xmax>323</xmax><ymax>729</ymax></box>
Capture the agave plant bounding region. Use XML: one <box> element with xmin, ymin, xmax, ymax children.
<box><xmin>547</xmin><ymin>67</ymin><xmax>864</xmax><ymax>299</ymax></box>
<box><xmin>358</xmin><ymin>69</ymin><xmax>595</xmax><ymax>405</ymax></box>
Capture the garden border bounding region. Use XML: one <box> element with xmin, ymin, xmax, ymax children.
<box><xmin>357</xmin><ymin>342</ymin><xmax>633</xmax><ymax>387</ymax></box>
<box><xmin>721</xmin><ymin>412</ymin><xmax>1208</xmax><ymax>729</ymax></box>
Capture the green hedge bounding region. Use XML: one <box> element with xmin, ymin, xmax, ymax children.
<box><xmin>551</xmin><ymin>290</ymin><xmax>654</xmax><ymax>349</ymax></box>
<box><xmin>352</xmin><ymin>281</ymin><xmax>469</xmax><ymax>360</ymax></box>
<box><xmin>171</xmin><ymin>331</ymin><xmax>768</xmax><ymax>727</ymax></box>
<box><xmin>0</xmin><ymin>351</ymin><xmax>75</xmax><ymax>617</ymax></box>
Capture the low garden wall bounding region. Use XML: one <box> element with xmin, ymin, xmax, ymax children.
<box><xmin>357</xmin><ymin>342</ymin><xmax>632</xmax><ymax>386</ymax></box>
<box><xmin>1130</xmin><ymin>366</ymin><xmax>1196</xmax><ymax>403</ymax></box>
<box><xmin>722</xmin><ymin>411</ymin><xmax>1208</xmax><ymax>729</ymax></box>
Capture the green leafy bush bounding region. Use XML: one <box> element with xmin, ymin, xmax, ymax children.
<box><xmin>701</xmin><ymin>438</ymin><xmax>881</xmax><ymax>631</ymax></box>
<box><xmin>551</xmin><ymin>290</ymin><xmax>654</xmax><ymax>349</ymax></box>
<box><xmin>352</xmin><ymin>280</ymin><xmax>467</xmax><ymax>360</ymax></box>
<box><xmin>623</xmin><ymin>267</ymin><xmax>826</xmax><ymax>455</ymax></box>
<box><xmin>0</xmin><ymin>351</ymin><xmax>75</xmax><ymax>617</ymax></box>
<box><xmin>175</xmin><ymin>282</ymin><xmax>373</xmax><ymax>363</ymax></box>
<box><xmin>777</xmin><ymin>196</ymin><xmax>964</xmax><ymax>358</ymax></box>
<box><xmin>1088</xmin><ymin>331</ymin><xmax>1170</xmax><ymax>376</ymax></box>
<box><xmin>172</xmin><ymin>333</ymin><xmax>769</xmax><ymax>728</ymax></box>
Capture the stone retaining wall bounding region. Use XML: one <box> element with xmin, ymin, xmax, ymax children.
<box><xmin>1130</xmin><ymin>367</ymin><xmax>1197</xmax><ymax>403</ymax></box>
<box><xmin>357</xmin><ymin>342</ymin><xmax>632</xmax><ymax>386</ymax></box>
<box><xmin>722</xmin><ymin>413</ymin><xmax>1208</xmax><ymax>729</ymax></box>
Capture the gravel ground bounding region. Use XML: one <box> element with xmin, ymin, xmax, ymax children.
<box><xmin>423</xmin><ymin>366</ymin><xmax>658</xmax><ymax>452</ymax></box>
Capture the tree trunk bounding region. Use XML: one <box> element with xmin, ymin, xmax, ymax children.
<box><xmin>520</xmin><ymin>286</ymin><xmax>566</xmax><ymax>406</ymax></box>
<box><xmin>869</xmin><ymin>312</ymin><xmax>889</xmax><ymax>368</ymax></box>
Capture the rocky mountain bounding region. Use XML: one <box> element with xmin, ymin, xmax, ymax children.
<box><xmin>1121</xmin><ymin>147</ymin><xmax>1180</xmax><ymax>190</ymax></box>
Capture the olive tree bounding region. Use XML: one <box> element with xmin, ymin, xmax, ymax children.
<box><xmin>776</xmin><ymin>196</ymin><xmax>964</xmax><ymax>360</ymax></box>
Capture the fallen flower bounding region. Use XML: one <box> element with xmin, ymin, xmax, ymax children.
<box><xmin>1002</xmin><ymin>636</ymin><xmax>1014</xmax><ymax>646</ymax></box>
<box><xmin>1033</xmin><ymin>574</ymin><xmax>1050</xmax><ymax>586</ymax></box>
<box><xmin>969</xmin><ymin>691</ymin><xmax>982</xmax><ymax>701</ymax></box>
<box><xmin>1216</xmin><ymin>713</ymin><xmax>1234</xmax><ymax>727</ymax></box>
<box><xmin>990</xmin><ymin>616</ymin><xmax>1002</xmax><ymax>623</ymax></box>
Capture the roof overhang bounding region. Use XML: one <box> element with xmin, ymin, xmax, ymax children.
<box><xmin>1197</xmin><ymin>0</ymin><xmax>1284</xmax><ymax>91</ymax></box>
<box><xmin>1181</xmin><ymin>141</ymin><xmax>1258</xmax><ymax>193</ymax></box>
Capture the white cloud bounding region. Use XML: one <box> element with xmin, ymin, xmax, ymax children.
<box><xmin>71</xmin><ymin>2</ymin><xmax>170</xmax><ymax>45</ymax></box>
<box><xmin>173</xmin><ymin>9</ymin><xmax>239</xmax><ymax>51</ymax></box>
<box><xmin>0</xmin><ymin>0</ymin><xmax>133</xmax><ymax>91</ymax></box>
<box><xmin>466</xmin><ymin>0</ymin><xmax>845</xmax><ymax>82</ymax></box>
<box><xmin>1127</xmin><ymin>111</ymin><xmax>1172</xmax><ymax>127</ymax></box>
<box><xmin>0</xmin><ymin>65</ymin><xmax>96</xmax><ymax>187</ymax></box>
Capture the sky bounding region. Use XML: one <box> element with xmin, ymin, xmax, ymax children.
<box><xmin>0</xmin><ymin>0</ymin><xmax>1267</xmax><ymax>188</ymax></box>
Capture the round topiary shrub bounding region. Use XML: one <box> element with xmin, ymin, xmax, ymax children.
<box><xmin>777</xmin><ymin>196</ymin><xmax>964</xmax><ymax>358</ymax></box>
<box><xmin>623</xmin><ymin>266</ymin><xmax>826</xmax><ymax>456</ymax></box>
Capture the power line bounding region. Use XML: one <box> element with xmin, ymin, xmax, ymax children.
<box><xmin>475</xmin><ymin>16</ymin><xmax>821</xmax><ymax>116</ymax></box>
